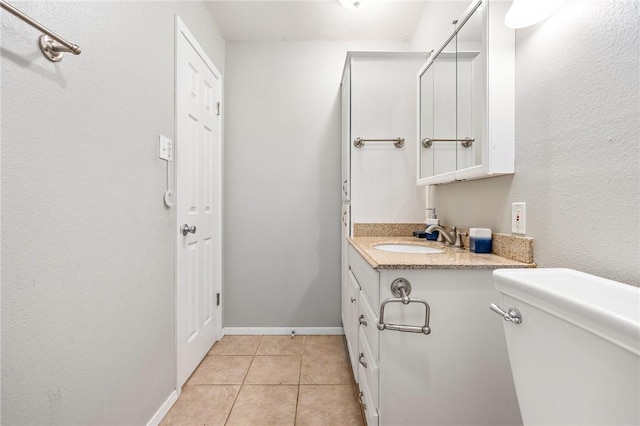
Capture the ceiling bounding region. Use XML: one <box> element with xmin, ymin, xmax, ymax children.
<box><xmin>205</xmin><ymin>0</ymin><xmax>433</xmax><ymax>41</ymax></box>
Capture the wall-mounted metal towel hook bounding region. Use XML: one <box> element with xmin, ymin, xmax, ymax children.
<box><xmin>1</xmin><ymin>0</ymin><xmax>82</xmax><ymax>62</ymax></box>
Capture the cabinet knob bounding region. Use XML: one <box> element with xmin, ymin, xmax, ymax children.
<box><xmin>359</xmin><ymin>314</ymin><xmax>367</xmax><ymax>327</ymax></box>
<box><xmin>358</xmin><ymin>352</ymin><xmax>368</xmax><ymax>369</ymax></box>
<box><xmin>350</xmin><ymin>297</ymin><xmax>356</xmax><ymax>303</ymax></box>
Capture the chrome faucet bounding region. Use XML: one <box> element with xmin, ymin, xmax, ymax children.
<box><xmin>425</xmin><ymin>225</ymin><xmax>466</xmax><ymax>248</ymax></box>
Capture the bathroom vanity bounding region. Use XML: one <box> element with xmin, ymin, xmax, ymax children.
<box><xmin>345</xmin><ymin>236</ymin><xmax>532</xmax><ymax>426</ymax></box>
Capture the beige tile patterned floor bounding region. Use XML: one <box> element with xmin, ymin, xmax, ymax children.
<box><xmin>161</xmin><ymin>335</ymin><xmax>364</xmax><ymax>426</ymax></box>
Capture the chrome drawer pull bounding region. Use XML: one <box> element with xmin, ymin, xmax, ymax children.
<box><xmin>358</xmin><ymin>353</ymin><xmax>368</xmax><ymax>368</ymax></box>
<box><xmin>359</xmin><ymin>314</ymin><xmax>367</xmax><ymax>326</ymax></box>
<box><xmin>377</xmin><ymin>278</ymin><xmax>432</xmax><ymax>335</ymax></box>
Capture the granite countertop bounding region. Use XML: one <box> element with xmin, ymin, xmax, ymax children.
<box><xmin>348</xmin><ymin>236</ymin><xmax>536</xmax><ymax>270</ymax></box>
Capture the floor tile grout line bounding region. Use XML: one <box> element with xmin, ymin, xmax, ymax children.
<box><xmin>223</xmin><ymin>353</ymin><xmax>254</xmax><ymax>426</ymax></box>
<box><xmin>223</xmin><ymin>335</ymin><xmax>262</xmax><ymax>426</ymax></box>
<box><xmin>293</xmin><ymin>335</ymin><xmax>305</xmax><ymax>425</ymax></box>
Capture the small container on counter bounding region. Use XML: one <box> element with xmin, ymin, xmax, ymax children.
<box><xmin>469</xmin><ymin>228</ymin><xmax>492</xmax><ymax>253</ymax></box>
<box><xmin>425</xmin><ymin>218</ymin><xmax>440</xmax><ymax>241</ymax></box>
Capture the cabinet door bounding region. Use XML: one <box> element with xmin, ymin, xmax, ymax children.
<box><xmin>346</xmin><ymin>271</ymin><xmax>360</xmax><ymax>382</ymax></box>
<box><xmin>350</xmin><ymin>56</ymin><xmax>426</xmax><ymax>224</ymax></box>
<box><xmin>341</xmin><ymin>64</ymin><xmax>351</xmax><ymax>202</ymax></box>
<box><xmin>455</xmin><ymin>5</ymin><xmax>485</xmax><ymax>173</ymax></box>
<box><xmin>432</xmin><ymin>48</ymin><xmax>457</xmax><ymax>177</ymax></box>
<box><xmin>358</xmin><ymin>328</ymin><xmax>380</xmax><ymax>426</ymax></box>
<box><xmin>341</xmin><ymin>204</ymin><xmax>351</xmax><ymax>329</ymax></box>
<box><xmin>377</xmin><ymin>269</ymin><xmax>521</xmax><ymax>426</ymax></box>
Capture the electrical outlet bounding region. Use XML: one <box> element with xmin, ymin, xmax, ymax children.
<box><xmin>512</xmin><ymin>202</ymin><xmax>526</xmax><ymax>234</ymax></box>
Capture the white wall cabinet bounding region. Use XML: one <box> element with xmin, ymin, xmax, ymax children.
<box><xmin>341</xmin><ymin>52</ymin><xmax>427</xmax><ymax>230</ymax></box>
<box><xmin>417</xmin><ymin>0</ymin><xmax>515</xmax><ymax>185</ymax></box>
<box><xmin>346</xmin><ymin>245</ymin><xmax>523</xmax><ymax>425</ymax></box>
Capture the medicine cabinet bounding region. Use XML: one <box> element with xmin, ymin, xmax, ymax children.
<box><xmin>417</xmin><ymin>0</ymin><xmax>515</xmax><ymax>186</ymax></box>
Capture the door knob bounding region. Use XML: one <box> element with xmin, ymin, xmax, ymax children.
<box><xmin>182</xmin><ymin>224</ymin><xmax>197</xmax><ymax>236</ymax></box>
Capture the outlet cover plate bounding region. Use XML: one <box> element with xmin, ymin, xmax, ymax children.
<box><xmin>512</xmin><ymin>202</ymin><xmax>526</xmax><ymax>234</ymax></box>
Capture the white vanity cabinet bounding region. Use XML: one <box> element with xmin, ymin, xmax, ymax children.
<box><xmin>346</xmin><ymin>244</ymin><xmax>522</xmax><ymax>426</ymax></box>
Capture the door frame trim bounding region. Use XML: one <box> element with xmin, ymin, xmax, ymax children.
<box><xmin>174</xmin><ymin>14</ymin><xmax>223</xmax><ymax>394</ymax></box>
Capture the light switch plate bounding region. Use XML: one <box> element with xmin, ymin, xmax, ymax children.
<box><xmin>159</xmin><ymin>135</ymin><xmax>173</xmax><ymax>161</ymax></box>
<box><xmin>512</xmin><ymin>202</ymin><xmax>526</xmax><ymax>234</ymax></box>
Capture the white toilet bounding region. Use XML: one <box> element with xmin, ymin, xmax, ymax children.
<box><xmin>492</xmin><ymin>268</ymin><xmax>640</xmax><ymax>426</ymax></box>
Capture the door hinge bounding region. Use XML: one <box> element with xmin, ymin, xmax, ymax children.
<box><xmin>216</xmin><ymin>292</ymin><xmax>221</xmax><ymax>306</ymax></box>
<box><xmin>216</xmin><ymin>102</ymin><xmax>221</xmax><ymax>116</ymax></box>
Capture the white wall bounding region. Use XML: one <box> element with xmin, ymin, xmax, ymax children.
<box><xmin>413</xmin><ymin>1</ymin><xmax>640</xmax><ymax>285</ymax></box>
<box><xmin>1</xmin><ymin>1</ymin><xmax>224</xmax><ymax>424</ymax></box>
<box><xmin>410</xmin><ymin>1</ymin><xmax>470</xmax><ymax>52</ymax></box>
<box><xmin>223</xmin><ymin>41</ymin><xmax>407</xmax><ymax>328</ymax></box>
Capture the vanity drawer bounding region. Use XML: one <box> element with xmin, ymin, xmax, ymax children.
<box><xmin>348</xmin><ymin>245</ymin><xmax>379</xmax><ymax>308</ymax></box>
<box><xmin>358</xmin><ymin>294</ymin><xmax>379</xmax><ymax>358</ymax></box>
<box><xmin>358</xmin><ymin>327</ymin><xmax>379</xmax><ymax>408</ymax></box>
<box><xmin>358</xmin><ymin>358</ymin><xmax>379</xmax><ymax>426</ymax></box>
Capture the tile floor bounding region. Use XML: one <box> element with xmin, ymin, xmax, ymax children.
<box><xmin>161</xmin><ymin>335</ymin><xmax>365</xmax><ymax>426</ymax></box>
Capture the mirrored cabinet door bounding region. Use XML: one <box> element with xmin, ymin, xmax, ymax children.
<box><xmin>432</xmin><ymin>41</ymin><xmax>457</xmax><ymax>177</ymax></box>
<box><xmin>456</xmin><ymin>5</ymin><xmax>485</xmax><ymax>172</ymax></box>
<box><xmin>419</xmin><ymin>62</ymin><xmax>435</xmax><ymax>179</ymax></box>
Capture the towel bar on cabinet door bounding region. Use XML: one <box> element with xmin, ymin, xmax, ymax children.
<box><xmin>421</xmin><ymin>137</ymin><xmax>474</xmax><ymax>148</ymax></box>
<box><xmin>354</xmin><ymin>137</ymin><xmax>404</xmax><ymax>148</ymax></box>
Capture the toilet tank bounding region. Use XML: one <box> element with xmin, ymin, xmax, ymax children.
<box><xmin>493</xmin><ymin>268</ymin><xmax>640</xmax><ymax>426</ymax></box>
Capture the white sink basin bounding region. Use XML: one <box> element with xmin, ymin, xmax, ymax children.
<box><xmin>374</xmin><ymin>244</ymin><xmax>444</xmax><ymax>254</ymax></box>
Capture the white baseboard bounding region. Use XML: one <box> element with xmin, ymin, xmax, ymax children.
<box><xmin>147</xmin><ymin>389</ymin><xmax>178</xmax><ymax>426</ymax></box>
<box><xmin>223</xmin><ymin>327</ymin><xmax>344</xmax><ymax>336</ymax></box>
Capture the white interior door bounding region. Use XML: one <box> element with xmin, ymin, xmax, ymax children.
<box><xmin>175</xmin><ymin>16</ymin><xmax>222</xmax><ymax>389</ymax></box>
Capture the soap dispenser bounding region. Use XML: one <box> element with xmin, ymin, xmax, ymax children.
<box><xmin>425</xmin><ymin>208</ymin><xmax>439</xmax><ymax>241</ymax></box>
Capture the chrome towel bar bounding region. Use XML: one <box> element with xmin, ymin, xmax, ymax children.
<box><xmin>422</xmin><ymin>137</ymin><xmax>474</xmax><ymax>148</ymax></box>
<box><xmin>377</xmin><ymin>278</ymin><xmax>432</xmax><ymax>335</ymax></box>
<box><xmin>0</xmin><ymin>0</ymin><xmax>81</xmax><ymax>62</ymax></box>
<box><xmin>354</xmin><ymin>137</ymin><xmax>404</xmax><ymax>148</ymax></box>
